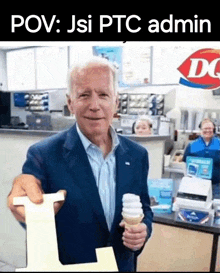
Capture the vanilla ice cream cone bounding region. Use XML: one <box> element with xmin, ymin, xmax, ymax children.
<box><xmin>122</xmin><ymin>213</ymin><xmax>144</xmax><ymax>228</ymax></box>
<box><xmin>122</xmin><ymin>193</ymin><xmax>144</xmax><ymax>228</ymax></box>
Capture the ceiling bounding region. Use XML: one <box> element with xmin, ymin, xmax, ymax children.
<box><xmin>0</xmin><ymin>46</ymin><xmax>26</xmax><ymax>50</ymax></box>
<box><xmin>0</xmin><ymin>46</ymin><xmax>41</xmax><ymax>51</ymax></box>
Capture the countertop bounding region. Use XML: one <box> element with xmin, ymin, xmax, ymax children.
<box><xmin>0</xmin><ymin>128</ymin><xmax>171</xmax><ymax>141</ymax></box>
<box><xmin>154</xmin><ymin>212</ymin><xmax>220</xmax><ymax>235</ymax></box>
<box><xmin>0</xmin><ymin>128</ymin><xmax>62</xmax><ymax>136</ymax></box>
<box><xmin>123</xmin><ymin>134</ymin><xmax>171</xmax><ymax>142</ymax></box>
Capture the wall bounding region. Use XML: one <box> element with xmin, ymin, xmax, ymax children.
<box><xmin>0</xmin><ymin>133</ymin><xmax>46</xmax><ymax>267</ymax></box>
<box><xmin>175</xmin><ymin>85</ymin><xmax>220</xmax><ymax>111</ymax></box>
<box><xmin>120</xmin><ymin>84</ymin><xmax>177</xmax><ymax>94</ymax></box>
<box><xmin>174</xmin><ymin>85</ymin><xmax>220</xmax><ymax>130</ymax></box>
<box><xmin>0</xmin><ymin>50</ymin><xmax>7</xmax><ymax>90</ymax></box>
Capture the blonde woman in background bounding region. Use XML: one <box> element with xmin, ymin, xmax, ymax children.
<box><xmin>132</xmin><ymin>116</ymin><xmax>153</xmax><ymax>136</ymax></box>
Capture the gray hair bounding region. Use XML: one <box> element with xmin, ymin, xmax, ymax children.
<box><xmin>67</xmin><ymin>56</ymin><xmax>119</xmax><ymax>96</ymax></box>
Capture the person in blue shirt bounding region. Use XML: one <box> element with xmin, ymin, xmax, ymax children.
<box><xmin>183</xmin><ymin>118</ymin><xmax>220</xmax><ymax>198</ymax></box>
<box><xmin>7</xmin><ymin>57</ymin><xmax>153</xmax><ymax>272</ymax></box>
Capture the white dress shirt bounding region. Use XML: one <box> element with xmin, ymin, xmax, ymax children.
<box><xmin>76</xmin><ymin>124</ymin><xmax>120</xmax><ymax>231</ymax></box>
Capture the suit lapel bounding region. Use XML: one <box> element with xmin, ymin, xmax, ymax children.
<box><xmin>62</xmin><ymin>124</ymin><xmax>109</xmax><ymax>233</ymax></box>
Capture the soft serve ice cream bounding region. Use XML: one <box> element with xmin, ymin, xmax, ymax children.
<box><xmin>122</xmin><ymin>193</ymin><xmax>144</xmax><ymax>227</ymax></box>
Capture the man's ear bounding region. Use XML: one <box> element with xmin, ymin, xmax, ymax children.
<box><xmin>66</xmin><ymin>94</ymin><xmax>75</xmax><ymax>114</ymax></box>
<box><xmin>114</xmin><ymin>95</ymin><xmax>119</xmax><ymax>113</ymax></box>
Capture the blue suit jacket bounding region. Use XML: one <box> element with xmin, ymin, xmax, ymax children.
<box><xmin>22</xmin><ymin>124</ymin><xmax>153</xmax><ymax>272</ymax></box>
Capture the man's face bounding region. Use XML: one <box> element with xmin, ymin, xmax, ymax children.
<box><xmin>201</xmin><ymin>121</ymin><xmax>214</xmax><ymax>140</ymax></box>
<box><xmin>67</xmin><ymin>65</ymin><xmax>118</xmax><ymax>140</ymax></box>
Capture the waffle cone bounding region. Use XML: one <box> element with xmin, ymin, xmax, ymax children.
<box><xmin>122</xmin><ymin>213</ymin><xmax>144</xmax><ymax>228</ymax></box>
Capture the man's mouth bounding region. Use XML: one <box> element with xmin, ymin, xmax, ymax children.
<box><xmin>84</xmin><ymin>117</ymin><xmax>103</xmax><ymax>120</ymax></box>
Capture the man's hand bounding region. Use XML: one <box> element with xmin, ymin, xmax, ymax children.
<box><xmin>119</xmin><ymin>221</ymin><xmax>147</xmax><ymax>251</ymax></box>
<box><xmin>7</xmin><ymin>174</ymin><xmax>66</xmax><ymax>223</ymax></box>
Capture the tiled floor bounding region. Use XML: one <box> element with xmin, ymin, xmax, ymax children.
<box><xmin>0</xmin><ymin>261</ymin><xmax>15</xmax><ymax>272</ymax></box>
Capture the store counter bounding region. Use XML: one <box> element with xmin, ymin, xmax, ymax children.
<box><xmin>0</xmin><ymin>128</ymin><xmax>170</xmax><ymax>180</ymax></box>
<box><xmin>137</xmin><ymin>212</ymin><xmax>220</xmax><ymax>272</ymax></box>
<box><xmin>0</xmin><ymin>128</ymin><xmax>59</xmax><ymax>136</ymax></box>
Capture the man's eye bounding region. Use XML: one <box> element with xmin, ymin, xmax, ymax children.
<box><xmin>100</xmin><ymin>93</ymin><xmax>108</xmax><ymax>97</ymax></box>
<box><xmin>79</xmin><ymin>93</ymin><xmax>89</xmax><ymax>98</ymax></box>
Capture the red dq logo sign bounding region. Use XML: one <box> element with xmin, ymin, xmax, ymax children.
<box><xmin>178</xmin><ymin>48</ymin><xmax>220</xmax><ymax>90</ymax></box>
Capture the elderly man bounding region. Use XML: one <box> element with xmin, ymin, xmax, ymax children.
<box><xmin>8</xmin><ymin>57</ymin><xmax>153</xmax><ymax>272</ymax></box>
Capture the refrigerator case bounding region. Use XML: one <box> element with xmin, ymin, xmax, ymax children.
<box><xmin>0</xmin><ymin>91</ymin><xmax>11</xmax><ymax>127</ymax></box>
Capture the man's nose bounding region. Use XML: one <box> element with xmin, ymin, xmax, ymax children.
<box><xmin>89</xmin><ymin>94</ymin><xmax>100</xmax><ymax>111</ymax></box>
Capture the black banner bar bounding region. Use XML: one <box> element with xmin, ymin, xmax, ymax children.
<box><xmin>0</xmin><ymin>12</ymin><xmax>219</xmax><ymax>42</ymax></box>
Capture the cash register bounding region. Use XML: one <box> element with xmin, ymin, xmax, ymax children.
<box><xmin>172</xmin><ymin>156</ymin><xmax>214</xmax><ymax>225</ymax></box>
<box><xmin>173</xmin><ymin>176</ymin><xmax>212</xmax><ymax>211</ymax></box>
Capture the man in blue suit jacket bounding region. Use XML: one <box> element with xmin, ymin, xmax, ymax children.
<box><xmin>8</xmin><ymin>57</ymin><xmax>153</xmax><ymax>271</ymax></box>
